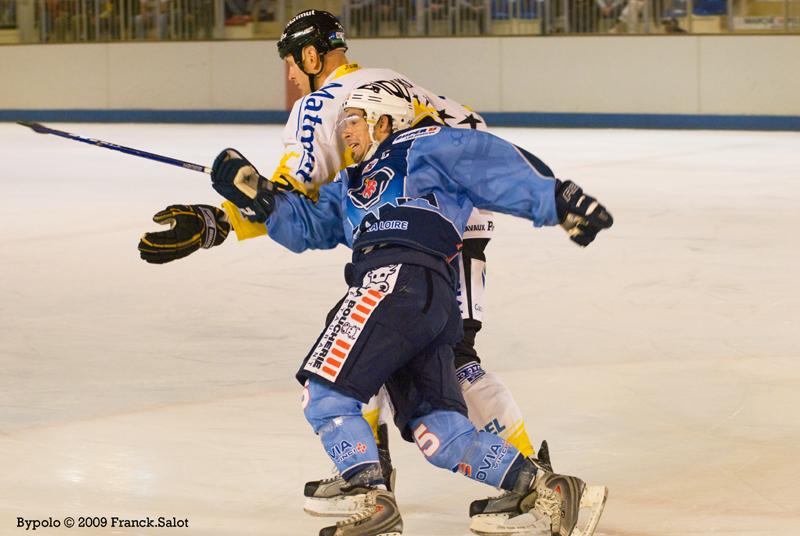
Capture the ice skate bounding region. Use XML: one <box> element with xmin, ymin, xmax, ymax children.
<box><xmin>533</xmin><ymin>440</ymin><xmax>553</xmax><ymax>472</ymax></box>
<box><xmin>520</xmin><ymin>464</ymin><xmax>608</xmax><ymax>536</ymax></box>
<box><xmin>304</xmin><ymin>468</ymin><xmax>398</xmax><ymax>517</ymax></box>
<box><xmin>469</xmin><ymin>454</ymin><xmax>607</xmax><ymax>536</ymax></box>
<box><xmin>304</xmin><ymin>473</ymin><xmax>368</xmax><ymax>517</ymax></box>
<box><xmin>305</xmin><ymin>425</ymin><xmax>396</xmax><ymax>517</ymax></box>
<box><xmin>468</xmin><ymin>490</ymin><xmax>551</xmax><ymax>535</ymax></box>
<box><xmin>318</xmin><ymin>488</ymin><xmax>402</xmax><ymax>536</ymax></box>
<box><xmin>468</xmin><ymin>441</ymin><xmax>554</xmax><ymax>535</ymax></box>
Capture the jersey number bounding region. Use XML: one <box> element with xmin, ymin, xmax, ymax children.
<box><xmin>413</xmin><ymin>423</ymin><xmax>441</xmax><ymax>457</ymax></box>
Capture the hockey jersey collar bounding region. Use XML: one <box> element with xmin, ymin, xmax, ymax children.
<box><xmin>328</xmin><ymin>62</ymin><xmax>361</xmax><ymax>82</ymax></box>
<box><xmin>356</xmin><ymin>116</ymin><xmax>443</xmax><ymax>174</ymax></box>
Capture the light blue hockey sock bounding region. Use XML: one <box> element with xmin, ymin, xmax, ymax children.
<box><xmin>303</xmin><ymin>379</ymin><xmax>381</xmax><ymax>481</ymax></box>
<box><xmin>409</xmin><ymin>409</ymin><xmax>522</xmax><ymax>489</ymax></box>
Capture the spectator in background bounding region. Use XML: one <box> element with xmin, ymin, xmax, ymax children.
<box><xmin>455</xmin><ymin>0</ymin><xmax>488</xmax><ymax>34</ymax></box>
<box><xmin>662</xmin><ymin>16</ymin><xmax>686</xmax><ymax>32</ymax></box>
<box><xmin>378</xmin><ymin>0</ymin><xmax>411</xmax><ymax>35</ymax></box>
<box><xmin>250</xmin><ymin>0</ymin><xmax>276</xmax><ymax>23</ymax></box>
<box><xmin>596</xmin><ymin>0</ymin><xmax>624</xmax><ymax>31</ymax></box>
<box><xmin>45</xmin><ymin>0</ymin><xmax>77</xmax><ymax>41</ymax></box>
<box><xmin>224</xmin><ymin>0</ymin><xmax>252</xmax><ymax>25</ymax></box>
<box><xmin>95</xmin><ymin>0</ymin><xmax>116</xmax><ymax>40</ymax></box>
<box><xmin>610</xmin><ymin>0</ymin><xmax>645</xmax><ymax>32</ymax></box>
<box><xmin>135</xmin><ymin>0</ymin><xmax>169</xmax><ymax>39</ymax></box>
<box><xmin>344</xmin><ymin>0</ymin><xmax>378</xmax><ymax>36</ymax></box>
<box><xmin>568</xmin><ymin>0</ymin><xmax>601</xmax><ymax>32</ymax></box>
<box><xmin>424</xmin><ymin>0</ymin><xmax>449</xmax><ymax>33</ymax></box>
<box><xmin>1</xmin><ymin>0</ymin><xmax>17</xmax><ymax>28</ymax></box>
<box><xmin>565</xmin><ymin>0</ymin><xmax>653</xmax><ymax>33</ymax></box>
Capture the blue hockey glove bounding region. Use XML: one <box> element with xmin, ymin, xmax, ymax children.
<box><xmin>555</xmin><ymin>180</ymin><xmax>613</xmax><ymax>247</ymax></box>
<box><xmin>210</xmin><ymin>148</ymin><xmax>276</xmax><ymax>223</ymax></box>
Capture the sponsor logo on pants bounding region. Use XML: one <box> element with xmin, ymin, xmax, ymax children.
<box><xmin>304</xmin><ymin>265</ymin><xmax>401</xmax><ymax>382</ymax></box>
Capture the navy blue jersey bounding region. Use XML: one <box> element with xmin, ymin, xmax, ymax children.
<box><xmin>264</xmin><ymin>121</ymin><xmax>561</xmax><ymax>259</ymax></box>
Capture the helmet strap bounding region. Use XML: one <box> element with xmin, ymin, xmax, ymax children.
<box><xmin>295</xmin><ymin>46</ymin><xmax>326</xmax><ymax>93</ymax></box>
<box><xmin>364</xmin><ymin>115</ymin><xmax>393</xmax><ymax>160</ymax></box>
<box><xmin>364</xmin><ymin>122</ymin><xmax>380</xmax><ymax>160</ymax></box>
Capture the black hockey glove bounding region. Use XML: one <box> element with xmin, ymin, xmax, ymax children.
<box><xmin>138</xmin><ymin>204</ymin><xmax>230</xmax><ymax>264</ymax></box>
<box><xmin>555</xmin><ymin>180</ymin><xmax>613</xmax><ymax>247</ymax></box>
<box><xmin>210</xmin><ymin>148</ymin><xmax>276</xmax><ymax>223</ymax></box>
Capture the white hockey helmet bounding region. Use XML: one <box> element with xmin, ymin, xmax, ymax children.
<box><xmin>341</xmin><ymin>85</ymin><xmax>416</xmax><ymax>159</ymax></box>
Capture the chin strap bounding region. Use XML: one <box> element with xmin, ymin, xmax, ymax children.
<box><xmin>363</xmin><ymin>130</ymin><xmax>379</xmax><ymax>160</ymax></box>
<box><xmin>363</xmin><ymin>144</ymin><xmax>379</xmax><ymax>160</ymax></box>
<box><xmin>362</xmin><ymin>120</ymin><xmax>384</xmax><ymax>160</ymax></box>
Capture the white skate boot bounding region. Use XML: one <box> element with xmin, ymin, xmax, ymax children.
<box><xmin>318</xmin><ymin>488</ymin><xmax>402</xmax><ymax>536</ymax></box>
<box><xmin>304</xmin><ymin>473</ymin><xmax>368</xmax><ymax>517</ymax></box>
<box><xmin>467</xmin><ymin>440</ymin><xmax>553</xmax><ymax>534</ymax></box>
<box><xmin>305</xmin><ymin>425</ymin><xmax>396</xmax><ymax>517</ymax></box>
<box><xmin>469</xmin><ymin>455</ymin><xmax>607</xmax><ymax>536</ymax></box>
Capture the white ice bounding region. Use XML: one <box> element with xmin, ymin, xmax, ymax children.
<box><xmin>1</xmin><ymin>123</ymin><xmax>799</xmax><ymax>536</ymax></box>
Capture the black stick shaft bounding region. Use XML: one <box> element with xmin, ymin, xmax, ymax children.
<box><xmin>17</xmin><ymin>121</ymin><xmax>211</xmax><ymax>174</ymax></box>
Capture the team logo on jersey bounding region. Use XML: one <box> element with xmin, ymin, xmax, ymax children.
<box><xmin>392</xmin><ymin>126</ymin><xmax>441</xmax><ymax>145</ymax></box>
<box><xmin>362</xmin><ymin>178</ymin><xmax>378</xmax><ymax>198</ymax></box>
<box><xmin>347</xmin><ymin>167</ymin><xmax>395</xmax><ymax>210</ymax></box>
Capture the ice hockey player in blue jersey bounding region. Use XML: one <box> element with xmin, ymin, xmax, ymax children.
<box><xmin>135</xmin><ymin>11</ymin><xmax>609</xmax><ymax>533</ymax></box>
<box><xmin>189</xmin><ymin>87</ymin><xmax>612</xmax><ymax>536</ymax></box>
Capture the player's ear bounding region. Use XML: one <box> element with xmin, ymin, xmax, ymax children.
<box><xmin>377</xmin><ymin>116</ymin><xmax>392</xmax><ymax>136</ymax></box>
<box><xmin>302</xmin><ymin>45</ymin><xmax>321</xmax><ymax>72</ymax></box>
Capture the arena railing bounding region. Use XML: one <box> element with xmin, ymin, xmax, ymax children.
<box><xmin>0</xmin><ymin>0</ymin><xmax>797</xmax><ymax>44</ymax></box>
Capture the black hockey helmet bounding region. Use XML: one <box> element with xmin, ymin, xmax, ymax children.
<box><xmin>277</xmin><ymin>10</ymin><xmax>347</xmax><ymax>64</ymax></box>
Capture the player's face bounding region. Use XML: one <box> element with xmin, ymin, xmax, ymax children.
<box><xmin>339</xmin><ymin>108</ymin><xmax>371</xmax><ymax>162</ymax></box>
<box><xmin>284</xmin><ymin>56</ymin><xmax>311</xmax><ymax>96</ymax></box>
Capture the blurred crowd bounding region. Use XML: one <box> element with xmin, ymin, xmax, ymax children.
<box><xmin>339</xmin><ymin>0</ymin><xmax>694</xmax><ymax>36</ymax></box>
<box><xmin>11</xmin><ymin>0</ymin><xmax>217</xmax><ymax>41</ymax></box>
<box><xmin>1</xmin><ymin>0</ymin><xmax>774</xmax><ymax>43</ymax></box>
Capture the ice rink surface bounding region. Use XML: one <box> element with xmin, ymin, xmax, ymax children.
<box><xmin>1</xmin><ymin>122</ymin><xmax>799</xmax><ymax>536</ymax></box>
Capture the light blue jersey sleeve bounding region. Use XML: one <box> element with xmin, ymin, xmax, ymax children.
<box><xmin>264</xmin><ymin>181</ymin><xmax>347</xmax><ymax>253</ymax></box>
<box><xmin>407</xmin><ymin>129</ymin><xmax>561</xmax><ymax>227</ymax></box>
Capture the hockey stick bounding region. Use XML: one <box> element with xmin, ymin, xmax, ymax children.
<box><xmin>17</xmin><ymin>121</ymin><xmax>210</xmax><ymax>175</ymax></box>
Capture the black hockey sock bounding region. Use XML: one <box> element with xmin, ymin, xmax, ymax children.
<box><xmin>377</xmin><ymin>423</ymin><xmax>395</xmax><ymax>491</ymax></box>
<box><xmin>343</xmin><ymin>462</ymin><xmax>386</xmax><ymax>490</ymax></box>
<box><xmin>500</xmin><ymin>456</ymin><xmax>537</xmax><ymax>492</ymax></box>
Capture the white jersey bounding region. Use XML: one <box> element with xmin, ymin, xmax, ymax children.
<box><xmin>270</xmin><ymin>62</ymin><xmax>492</xmax><ymax>240</ymax></box>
